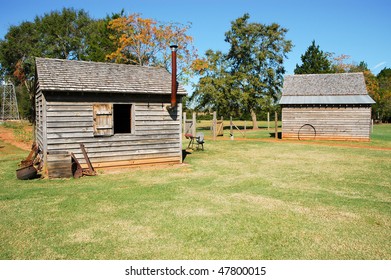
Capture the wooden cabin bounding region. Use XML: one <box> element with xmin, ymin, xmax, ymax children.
<box><xmin>35</xmin><ymin>57</ymin><xmax>186</xmax><ymax>177</ymax></box>
<box><xmin>279</xmin><ymin>73</ymin><xmax>375</xmax><ymax>141</ymax></box>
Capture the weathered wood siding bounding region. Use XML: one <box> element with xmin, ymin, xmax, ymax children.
<box><xmin>282</xmin><ymin>105</ymin><xmax>372</xmax><ymax>141</ymax></box>
<box><xmin>40</xmin><ymin>92</ymin><xmax>182</xmax><ymax>169</ymax></box>
<box><xmin>35</xmin><ymin>91</ymin><xmax>44</xmax><ymax>149</ymax></box>
<box><xmin>47</xmin><ymin>151</ymin><xmax>73</xmax><ymax>178</ymax></box>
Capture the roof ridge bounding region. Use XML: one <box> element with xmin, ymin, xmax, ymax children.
<box><xmin>284</xmin><ymin>72</ymin><xmax>364</xmax><ymax>77</ymax></box>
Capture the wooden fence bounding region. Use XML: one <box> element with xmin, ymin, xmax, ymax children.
<box><xmin>183</xmin><ymin>111</ymin><xmax>280</xmax><ymax>140</ymax></box>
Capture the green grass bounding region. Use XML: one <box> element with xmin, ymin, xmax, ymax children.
<box><xmin>0</xmin><ymin>125</ymin><xmax>390</xmax><ymax>259</ymax></box>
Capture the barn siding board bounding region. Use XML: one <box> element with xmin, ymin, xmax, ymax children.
<box><xmin>47</xmin><ymin>122</ymin><xmax>93</xmax><ymax>128</ymax></box>
<box><xmin>46</xmin><ymin>134</ymin><xmax>178</xmax><ymax>145</ymax></box>
<box><xmin>35</xmin><ymin>91</ymin><xmax>44</xmax><ymax>149</ymax></box>
<box><xmin>47</xmin><ymin>127</ymin><xmax>94</xmax><ymax>133</ymax></box>
<box><xmin>92</xmin><ymin>156</ymin><xmax>181</xmax><ymax>169</ymax></box>
<box><xmin>46</xmin><ymin>111</ymin><xmax>92</xmax><ymax>117</ymax></box>
<box><xmin>77</xmin><ymin>154</ymin><xmax>181</xmax><ymax>167</ymax></box>
<box><xmin>47</xmin><ymin>140</ymin><xmax>179</xmax><ymax>151</ymax></box>
<box><xmin>46</xmin><ymin>105</ymin><xmax>93</xmax><ymax>111</ymax></box>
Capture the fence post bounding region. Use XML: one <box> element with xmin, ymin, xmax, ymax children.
<box><xmin>192</xmin><ymin>112</ymin><xmax>196</xmax><ymax>136</ymax></box>
<box><xmin>230</xmin><ymin>116</ymin><xmax>233</xmax><ymax>140</ymax></box>
<box><xmin>213</xmin><ymin>111</ymin><xmax>217</xmax><ymax>141</ymax></box>
<box><xmin>371</xmin><ymin>119</ymin><xmax>374</xmax><ymax>133</ymax></box>
<box><xmin>244</xmin><ymin>120</ymin><xmax>247</xmax><ymax>138</ymax></box>
<box><xmin>274</xmin><ymin>111</ymin><xmax>278</xmax><ymax>140</ymax></box>
<box><xmin>267</xmin><ymin>112</ymin><xmax>270</xmax><ymax>131</ymax></box>
<box><xmin>183</xmin><ymin>112</ymin><xmax>186</xmax><ymax>134</ymax></box>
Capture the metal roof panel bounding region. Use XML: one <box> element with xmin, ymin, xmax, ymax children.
<box><xmin>279</xmin><ymin>95</ymin><xmax>375</xmax><ymax>105</ymax></box>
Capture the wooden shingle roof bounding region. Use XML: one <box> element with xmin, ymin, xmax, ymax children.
<box><xmin>279</xmin><ymin>73</ymin><xmax>375</xmax><ymax>105</ymax></box>
<box><xmin>35</xmin><ymin>57</ymin><xmax>187</xmax><ymax>95</ymax></box>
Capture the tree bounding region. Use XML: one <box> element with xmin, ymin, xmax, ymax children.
<box><xmin>106</xmin><ymin>13</ymin><xmax>200</xmax><ymax>84</ymax></box>
<box><xmin>0</xmin><ymin>21</ymin><xmax>40</xmax><ymax>86</ymax></box>
<box><xmin>0</xmin><ymin>21</ymin><xmax>42</xmax><ymax>119</ymax></box>
<box><xmin>376</xmin><ymin>68</ymin><xmax>391</xmax><ymax>122</ymax></box>
<box><xmin>327</xmin><ymin>55</ymin><xmax>386</xmax><ymax>121</ymax></box>
<box><xmin>35</xmin><ymin>8</ymin><xmax>93</xmax><ymax>60</ymax></box>
<box><xmin>294</xmin><ymin>40</ymin><xmax>332</xmax><ymax>74</ymax></box>
<box><xmin>0</xmin><ymin>8</ymin><xmax>108</xmax><ymax>120</ymax></box>
<box><xmin>192</xmin><ymin>50</ymin><xmax>242</xmax><ymax>117</ymax></box>
<box><xmin>83</xmin><ymin>11</ymin><xmax>125</xmax><ymax>62</ymax></box>
<box><xmin>223</xmin><ymin>13</ymin><xmax>292</xmax><ymax>128</ymax></box>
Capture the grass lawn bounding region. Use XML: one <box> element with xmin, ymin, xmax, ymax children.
<box><xmin>0</xmin><ymin>124</ymin><xmax>390</xmax><ymax>259</ymax></box>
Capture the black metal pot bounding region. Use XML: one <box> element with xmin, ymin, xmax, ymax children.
<box><xmin>16</xmin><ymin>165</ymin><xmax>37</xmax><ymax>180</ymax></box>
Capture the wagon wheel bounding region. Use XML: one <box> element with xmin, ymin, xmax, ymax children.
<box><xmin>298</xmin><ymin>124</ymin><xmax>316</xmax><ymax>140</ymax></box>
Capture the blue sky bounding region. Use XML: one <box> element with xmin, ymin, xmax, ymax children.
<box><xmin>0</xmin><ymin>0</ymin><xmax>390</xmax><ymax>77</ymax></box>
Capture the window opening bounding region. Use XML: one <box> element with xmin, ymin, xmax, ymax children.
<box><xmin>114</xmin><ymin>104</ymin><xmax>132</xmax><ymax>134</ymax></box>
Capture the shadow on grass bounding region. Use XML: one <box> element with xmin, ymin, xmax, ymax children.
<box><xmin>269</xmin><ymin>132</ymin><xmax>282</xmax><ymax>139</ymax></box>
<box><xmin>182</xmin><ymin>149</ymin><xmax>192</xmax><ymax>162</ymax></box>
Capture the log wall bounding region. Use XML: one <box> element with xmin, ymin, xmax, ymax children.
<box><xmin>281</xmin><ymin>105</ymin><xmax>372</xmax><ymax>141</ymax></box>
<box><xmin>37</xmin><ymin>92</ymin><xmax>182</xmax><ymax>169</ymax></box>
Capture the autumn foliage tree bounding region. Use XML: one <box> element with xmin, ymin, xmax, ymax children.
<box><xmin>107</xmin><ymin>13</ymin><xmax>202</xmax><ymax>84</ymax></box>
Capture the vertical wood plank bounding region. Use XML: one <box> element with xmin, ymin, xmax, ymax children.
<box><xmin>213</xmin><ymin>111</ymin><xmax>217</xmax><ymax>141</ymax></box>
<box><xmin>183</xmin><ymin>112</ymin><xmax>186</xmax><ymax>134</ymax></box>
<box><xmin>192</xmin><ymin>112</ymin><xmax>196</xmax><ymax>136</ymax></box>
<box><xmin>230</xmin><ymin>116</ymin><xmax>233</xmax><ymax>140</ymax></box>
<box><xmin>275</xmin><ymin>111</ymin><xmax>278</xmax><ymax>140</ymax></box>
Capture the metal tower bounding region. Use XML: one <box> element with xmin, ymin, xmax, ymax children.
<box><xmin>1</xmin><ymin>82</ymin><xmax>20</xmax><ymax>120</ymax></box>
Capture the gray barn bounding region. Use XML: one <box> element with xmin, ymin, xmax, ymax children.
<box><xmin>279</xmin><ymin>73</ymin><xmax>375</xmax><ymax>141</ymax></box>
<box><xmin>35</xmin><ymin>58</ymin><xmax>186</xmax><ymax>176</ymax></box>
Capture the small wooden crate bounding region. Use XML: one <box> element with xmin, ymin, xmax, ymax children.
<box><xmin>47</xmin><ymin>151</ymin><xmax>73</xmax><ymax>179</ymax></box>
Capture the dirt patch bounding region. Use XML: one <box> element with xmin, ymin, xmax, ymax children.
<box><xmin>0</xmin><ymin>125</ymin><xmax>32</xmax><ymax>151</ymax></box>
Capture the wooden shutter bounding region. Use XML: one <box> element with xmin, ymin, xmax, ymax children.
<box><xmin>93</xmin><ymin>104</ymin><xmax>113</xmax><ymax>136</ymax></box>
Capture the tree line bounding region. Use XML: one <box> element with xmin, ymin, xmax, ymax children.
<box><xmin>0</xmin><ymin>8</ymin><xmax>390</xmax><ymax>123</ymax></box>
<box><xmin>0</xmin><ymin>8</ymin><xmax>201</xmax><ymax>120</ymax></box>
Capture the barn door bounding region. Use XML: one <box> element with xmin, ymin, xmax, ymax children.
<box><xmin>93</xmin><ymin>104</ymin><xmax>113</xmax><ymax>136</ymax></box>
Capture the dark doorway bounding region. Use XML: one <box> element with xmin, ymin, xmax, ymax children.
<box><xmin>114</xmin><ymin>104</ymin><xmax>132</xmax><ymax>133</ymax></box>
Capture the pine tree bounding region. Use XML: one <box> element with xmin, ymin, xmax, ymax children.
<box><xmin>294</xmin><ymin>40</ymin><xmax>331</xmax><ymax>74</ymax></box>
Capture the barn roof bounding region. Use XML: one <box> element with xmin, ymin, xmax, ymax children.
<box><xmin>279</xmin><ymin>73</ymin><xmax>375</xmax><ymax>105</ymax></box>
<box><xmin>35</xmin><ymin>57</ymin><xmax>187</xmax><ymax>95</ymax></box>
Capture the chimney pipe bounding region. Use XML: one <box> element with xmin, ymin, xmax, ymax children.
<box><xmin>170</xmin><ymin>44</ymin><xmax>178</xmax><ymax>109</ymax></box>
